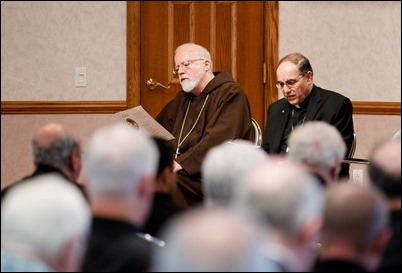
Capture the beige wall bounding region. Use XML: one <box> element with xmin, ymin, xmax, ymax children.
<box><xmin>1</xmin><ymin>114</ymin><xmax>118</xmax><ymax>188</ymax></box>
<box><xmin>1</xmin><ymin>1</ymin><xmax>401</xmax><ymax>188</ymax></box>
<box><xmin>279</xmin><ymin>1</ymin><xmax>401</xmax><ymax>102</ymax></box>
<box><xmin>1</xmin><ymin>1</ymin><xmax>126</xmax><ymax>101</ymax></box>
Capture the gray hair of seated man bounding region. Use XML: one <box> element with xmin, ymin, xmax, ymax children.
<box><xmin>201</xmin><ymin>139</ymin><xmax>269</xmax><ymax>205</ymax></box>
<box><xmin>1</xmin><ymin>174</ymin><xmax>90</xmax><ymax>271</ymax></box>
<box><xmin>287</xmin><ymin>121</ymin><xmax>346</xmax><ymax>171</ymax></box>
<box><xmin>85</xmin><ymin>123</ymin><xmax>158</xmax><ymax>199</ymax></box>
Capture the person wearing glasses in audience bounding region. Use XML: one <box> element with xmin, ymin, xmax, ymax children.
<box><xmin>156</xmin><ymin>43</ymin><xmax>254</xmax><ymax>209</ymax></box>
<box><xmin>262</xmin><ymin>53</ymin><xmax>354</xmax><ymax>179</ymax></box>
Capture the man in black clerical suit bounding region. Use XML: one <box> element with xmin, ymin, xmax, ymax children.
<box><xmin>263</xmin><ymin>53</ymin><xmax>354</xmax><ymax>178</ymax></box>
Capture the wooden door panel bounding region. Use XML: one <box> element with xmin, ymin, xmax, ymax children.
<box><xmin>137</xmin><ymin>1</ymin><xmax>275</xmax><ymax>127</ymax></box>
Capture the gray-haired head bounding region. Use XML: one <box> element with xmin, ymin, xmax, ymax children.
<box><xmin>1</xmin><ymin>174</ymin><xmax>90</xmax><ymax>271</ymax></box>
<box><xmin>175</xmin><ymin>43</ymin><xmax>212</xmax><ymax>64</ymax></box>
<box><xmin>85</xmin><ymin>123</ymin><xmax>158</xmax><ymax>199</ymax></box>
<box><xmin>32</xmin><ymin>123</ymin><xmax>81</xmax><ymax>176</ymax></box>
<box><xmin>201</xmin><ymin>139</ymin><xmax>269</xmax><ymax>206</ymax></box>
<box><xmin>287</xmin><ymin>121</ymin><xmax>346</xmax><ymax>175</ymax></box>
<box><xmin>235</xmin><ymin>160</ymin><xmax>323</xmax><ymax>237</ymax></box>
<box><xmin>233</xmin><ymin>160</ymin><xmax>323</xmax><ymax>271</ymax></box>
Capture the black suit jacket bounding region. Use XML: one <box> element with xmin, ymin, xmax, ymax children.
<box><xmin>263</xmin><ymin>85</ymin><xmax>354</xmax><ymax>175</ymax></box>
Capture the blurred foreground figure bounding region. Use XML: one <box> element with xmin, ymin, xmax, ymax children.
<box><xmin>143</xmin><ymin>137</ymin><xmax>183</xmax><ymax>237</ymax></box>
<box><xmin>368</xmin><ymin>139</ymin><xmax>401</xmax><ymax>272</ymax></box>
<box><xmin>287</xmin><ymin>121</ymin><xmax>346</xmax><ymax>186</ymax></box>
<box><xmin>202</xmin><ymin>139</ymin><xmax>269</xmax><ymax>206</ymax></box>
<box><xmin>1</xmin><ymin>174</ymin><xmax>91</xmax><ymax>272</ymax></box>
<box><xmin>313</xmin><ymin>183</ymin><xmax>390</xmax><ymax>272</ymax></box>
<box><xmin>152</xmin><ymin>206</ymin><xmax>267</xmax><ymax>272</ymax></box>
<box><xmin>82</xmin><ymin>123</ymin><xmax>159</xmax><ymax>272</ymax></box>
<box><xmin>234</xmin><ymin>160</ymin><xmax>324</xmax><ymax>271</ymax></box>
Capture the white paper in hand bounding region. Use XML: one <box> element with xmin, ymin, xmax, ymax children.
<box><xmin>116</xmin><ymin>106</ymin><xmax>175</xmax><ymax>141</ymax></box>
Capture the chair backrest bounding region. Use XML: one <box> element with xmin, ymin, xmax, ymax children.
<box><xmin>342</xmin><ymin>131</ymin><xmax>369</xmax><ymax>165</ymax></box>
<box><xmin>391</xmin><ymin>129</ymin><xmax>401</xmax><ymax>140</ymax></box>
<box><xmin>251</xmin><ymin>118</ymin><xmax>262</xmax><ymax>146</ymax></box>
<box><xmin>347</xmin><ymin>132</ymin><xmax>357</xmax><ymax>158</ymax></box>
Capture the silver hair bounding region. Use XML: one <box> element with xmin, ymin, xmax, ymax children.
<box><xmin>33</xmin><ymin>134</ymin><xmax>79</xmax><ymax>169</ymax></box>
<box><xmin>1</xmin><ymin>174</ymin><xmax>90</xmax><ymax>263</ymax></box>
<box><xmin>287</xmin><ymin>121</ymin><xmax>346</xmax><ymax>170</ymax></box>
<box><xmin>85</xmin><ymin>123</ymin><xmax>158</xmax><ymax>198</ymax></box>
<box><xmin>201</xmin><ymin>139</ymin><xmax>268</xmax><ymax>205</ymax></box>
<box><xmin>235</xmin><ymin>161</ymin><xmax>323</xmax><ymax>237</ymax></box>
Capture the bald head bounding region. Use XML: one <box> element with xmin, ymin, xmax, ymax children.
<box><xmin>369</xmin><ymin>139</ymin><xmax>401</xmax><ymax>199</ymax></box>
<box><xmin>175</xmin><ymin>43</ymin><xmax>212</xmax><ymax>63</ymax></box>
<box><xmin>34</xmin><ymin>123</ymin><xmax>70</xmax><ymax>148</ymax></box>
<box><xmin>153</xmin><ymin>206</ymin><xmax>262</xmax><ymax>272</ymax></box>
<box><xmin>370</xmin><ymin>140</ymin><xmax>401</xmax><ymax>178</ymax></box>
<box><xmin>323</xmin><ymin>183</ymin><xmax>388</xmax><ymax>251</ymax></box>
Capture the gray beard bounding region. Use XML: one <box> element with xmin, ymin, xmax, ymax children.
<box><xmin>181</xmin><ymin>79</ymin><xmax>198</xmax><ymax>93</ymax></box>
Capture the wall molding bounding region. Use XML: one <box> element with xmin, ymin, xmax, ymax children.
<box><xmin>352</xmin><ymin>101</ymin><xmax>400</xmax><ymax>115</ymax></box>
<box><xmin>1</xmin><ymin>100</ymin><xmax>400</xmax><ymax>115</ymax></box>
<box><xmin>1</xmin><ymin>101</ymin><xmax>127</xmax><ymax>114</ymax></box>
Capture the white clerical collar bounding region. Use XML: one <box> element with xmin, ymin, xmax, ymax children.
<box><xmin>294</xmin><ymin>104</ymin><xmax>300</xmax><ymax>109</ymax></box>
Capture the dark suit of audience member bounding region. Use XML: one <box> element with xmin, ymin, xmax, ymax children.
<box><xmin>262</xmin><ymin>53</ymin><xmax>354</xmax><ymax>179</ymax></box>
<box><xmin>82</xmin><ymin>123</ymin><xmax>160</xmax><ymax>272</ymax></box>
<box><xmin>369</xmin><ymin>139</ymin><xmax>401</xmax><ymax>272</ymax></box>
<box><xmin>1</xmin><ymin>123</ymin><xmax>87</xmax><ymax>201</ymax></box>
<box><xmin>83</xmin><ymin>217</ymin><xmax>156</xmax><ymax>272</ymax></box>
<box><xmin>143</xmin><ymin>137</ymin><xmax>183</xmax><ymax>237</ymax></box>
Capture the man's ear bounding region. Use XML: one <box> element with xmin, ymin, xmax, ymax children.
<box><xmin>55</xmin><ymin>234</ymin><xmax>86</xmax><ymax>272</ymax></box>
<box><xmin>205</xmin><ymin>60</ymin><xmax>212</xmax><ymax>72</ymax></box>
<box><xmin>305</xmin><ymin>70</ymin><xmax>313</xmax><ymax>83</ymax></box>
<box><xmin>73</xmin><ymin>149</ymin><xmax>81</xmax><ymax>168</ymax></box>
<box><xmin>296</xmin><ymin>217</ymin><xmax>322</xmax><ymax>246</ymax></box>
<box><xmin>138</xmin><ymin>174</ymin><xmax>155</xmax><ymax>200</ymax></box>
<box><xmin>330</xmin><ymin>160</ymin><xmax>342</xmax><ymax>181</ymax></box>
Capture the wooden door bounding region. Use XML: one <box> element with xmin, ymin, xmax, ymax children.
<box><xmin>128</xmin><ymin>1</ymin><xmax>278</xmax><ymax>127</ymax></box>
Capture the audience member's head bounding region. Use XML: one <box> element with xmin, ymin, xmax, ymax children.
<box><xmin>234</xmin><ymin>160</ymin><xmax>323</xmax><ymax>271</ymax></box>
<box><xmin>319</xmin><ymin>182</ymin><xmax>390</xmax><ymax>271</ymax></box>
<box><xmin>1</xmin><ymin>174</ymin><xmax>90</xmax><ymax>272</ymax></box>
<box><xmin>368</xmin><ymin>139</ymin><xmax>401</xmax><ymax>273</ymax></box>
<box><xmin>287</xmin><ymin>121</ymin><xmax>346</xmax><ymax>185</ymax></box>
<box><xmin>85</xmin><ymin>123</ymin><xmax>158</xmax><ymax>225</ymax></box>
<box><xmin>201</xmin><ymin>139</ymin><xmax>268</xmax><ymax>206</ymax></box>
<box><xmin>152</xmin><ymin>206</ymin><xmax>264</xmax><ymax>272</ymax></box>
<box><xmin>369</xmin><ymin>139</ymin><xmax>401</xmax><ymax>203</ymax></box>
<box><xmin>32</xmin><ymin>122</ymin><xmax>82</xmax><ymax>181</ymax></box>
